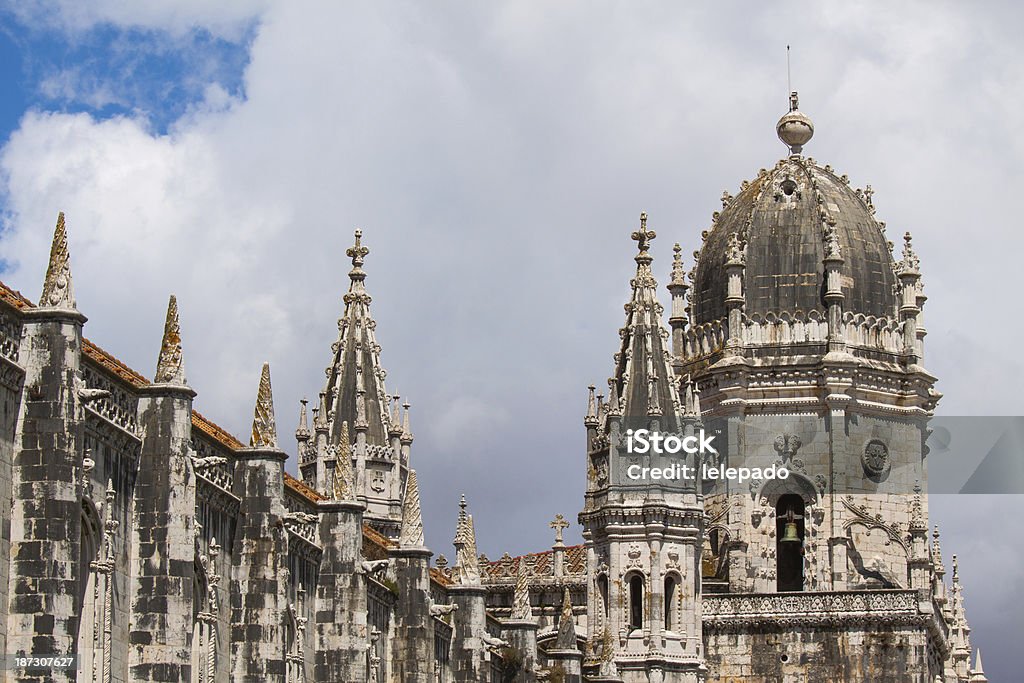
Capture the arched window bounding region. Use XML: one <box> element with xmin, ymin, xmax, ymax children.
<box><xmin>627</xmin><ymin>573</ymin><xmax>644</xmax><ymax>631</ymax></box>
<box><xmin>776</xmin><ymin>494</ymin><xmax>805</xmax><ymax>592</ymax></box>
<box><xmin>664</xmin><ymin>574</ymin><xmax>679</xmax><ymax>631</ymax></box>
<box><xmin>76</xmin><ymin>503</ymin><xmax>101</xmax><ymax>681</ymax></box>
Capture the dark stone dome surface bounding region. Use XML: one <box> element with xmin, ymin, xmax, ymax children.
<box><xmin>692</xmin><ymin>156</ymin><xmax>897</xmax><ymax>325</ymax></box>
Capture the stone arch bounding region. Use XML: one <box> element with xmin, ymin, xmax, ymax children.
<box><xmin>624</xmin><ymin>570</ymin><xmax>645</xmax><ymax>632</ymax></box>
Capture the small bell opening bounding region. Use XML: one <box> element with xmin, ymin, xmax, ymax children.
<box><xmin>776</xmin><ymin>494</ymin><xmax>806</xmax><ymax>591</ymax></box>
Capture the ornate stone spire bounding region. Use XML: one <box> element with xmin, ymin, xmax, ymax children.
<box><xmin>250</xmin><ymin>363</ymin><xmax>278</xmax><ymax>448</ymax></box>
<box><xmin>154</xmin><ymin>295</ymin><xmax>186</xmax><ymax>385</ymax></box>
<box><xmin>319</xmin><ymin>229</ymin><xmax>397</xmax><ymax>446</ymax></box>
<box><xmin>556</xmin><ymin>587</ymin><xmax>577</xmax><ymax>650</ymax></box>
<box><xmin>295</xmin><ymin>398</ymin><xmax>310</xmax><ymax>442</ymax></box>
<box><xmin>511</xmin><ymin>560</ymin><xmax>532</xmax><ymax>620</ymax></box>
<box><xmin>970</xmin><ymin>649</ymin><xmax>987</xmax><ymax>682</ymax></box>
<box><xmin>39</xmin><ymin>211</ymin><xmax>76</xmax><ymax>309</ymax></box>
<box><xmin>898</xmin><ymin>231</ymin><xmax>921</xmax><ymax>274</ymax></box>
<box><xmin>332</xmin><ymin>421</ymin><xmax>355</xmax><ymax>501</ymax></box>
<box><xmin>606</xmin><ymin>212</ymin><xmax>685</xmax><ymax>431</ymax></box>
<box><xmin>453</xmin><ymin>494</ymin><xmax>481</xmax><ymax>585</ymax></box>
<box><xmin>400</xmin><ymin>399</ymin><xmax>413</xmax><ymax>445</ymax></box>
<box><xmin>584</xmin><ymin>385</ymin><xmax>598</xmax><ymax>427</ymax></box>
<box><xmin>399</xmin><ymin>469</ymin><xmax>425</xmax><ymax>548</ymax></box>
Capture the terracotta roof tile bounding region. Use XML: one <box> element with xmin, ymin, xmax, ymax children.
<box><xmin>0</xmin><ymin>281</ymin><xmax>33</xmax><ymax>310</ymax></box>
<box><xmin>284</xmin><ymin>473</ymin><xmax>323</xmax><ymax>502</ymax></box>
<box><xmin>191</xmin><ymin>410</ymin><xmax>245</xmax><ymax>449</ymax></box>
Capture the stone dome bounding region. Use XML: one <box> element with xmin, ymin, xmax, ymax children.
<box><xmin>691</xmin><ymin>155</ymin><xmax>898</xmax><ymax>325</ymax></box>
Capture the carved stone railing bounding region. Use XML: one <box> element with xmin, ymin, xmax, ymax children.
<box><xmin>364</xmin><ymin>443</ymin><xmax>394</xmax><ymax>461</ymax></box>
<box><xmin>192</xmin><ymin>435</ymin><xmax>233</xmax><ymax>491</ymax></box>
<box><xmin>0</xmin><ymin>307</ymin><xmax>22</xmax><ymax>364</ymax></box>
<box><xmin>81</xmin><ymin>363</ymin><xmax>139</xmax><ymax>434</ymax></box>
<box><xmin>283</xmin><ymin>494</ymin><xmax>320</xmax><ymax>548</ymax></box>
<box><xmin>682</xmin><ymin>319</ymin><xmax>727</xmax><ymax>359</ymax></box>
<box><xmin>702</xmin><ymin>590</ymin><xmax>921</xmax><ymax>630</ymax></box>
<box><xmin>742</xmin><ymin>311</ymin><xmax>828</xmax><ymax>346</ymax></box>
<box><xmin>842</xmin><ymin>312</ymin><xmax>904</xmax><ymax>354</ymax></box>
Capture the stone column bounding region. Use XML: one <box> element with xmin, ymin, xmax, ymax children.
<box><xmin>547</xmin><ymin>648</ymin><xmax>583</xmax><ymax>683</ymax></box>
<box><xmin>448</xmin><ymin>584</ymin><xmax>489</xmax><ymax>682</ymax></box>
<box><xmin>230</xmin><ymin>446</ymin><xmax>288</xmax><ymax>682</ymax></box>
<box><xmin>314</xmin><ymin>498</ymin><xmax>368</xmax><ymax>681</ymax></box>
<box><xmin>128</xmin><ymin>382</ymin><xmax>197</xmax><ymax>681</ymax></box>
<box><xmin>8</xmin><ymin>303</ymin><xmax>85</xmax><ymax>683</ymax></box>
<box><xmin>501</xmin><ymin>619</ymin><xmax>539</xmax><ymax>683</ymax></box>
<box><xmin>388</xmin><ymin>546</ymin><xmax>435</xmax><ymax>682</ymax></box>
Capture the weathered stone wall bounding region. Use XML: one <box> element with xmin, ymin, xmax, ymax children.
<box><xmin>313</xmin><ymin>500</ymin><xmax>367</xmax><ymax>682</ymax></box>
<box><xmin>128</xmin><ymin>385</ymin><xmax>196</xmax><ymax>681</ymax></box>
<box><xmin>0</xmin><ymin>334</ymin><xmax>24</xmax><ymax>669</ymax></box>
<box><xmin>230</xmin><ymin>449</ymin><xmax>288</xmax><ymax>682</ymax></box>
<box><xmin>8</xmin><ymin>310</ymin><xmax>84</xmax><ymax>683</ymax></box>
<box><xmin>704</xmin><ymin>623</ymin><xmax>936</xmax><ymax>682</ymax></box>
<box><xmin>707</xmin><ymin>411</ymin><xmax>924</xmax><ymax>595</ymax></box>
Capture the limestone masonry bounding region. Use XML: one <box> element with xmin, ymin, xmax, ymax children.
<box><xmin>0</xmin><ymin>95</ymin><xmax>988</xmax><ymax>682</ymax></box>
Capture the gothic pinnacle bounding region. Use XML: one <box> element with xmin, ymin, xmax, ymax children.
<box><xmin>250</xmin><ymin>362</ymin><xmax>278</xmax><ymax>449</ymax></box>
<box><xmin>399</xmin><ymin>469</ymin><xmax>426</xmax><ymax>548</ymax></box>
<box><xmin>452</xmin><ymin>494</ymin><xmax>481</xmax><ymax>585</ymax></box>
<box><xmin>512</xmin><ymin>559</ymin><xmax>532</xmax><ymax>621</ymax></box>
<box><xmin>401</xmin><ymin>399</ymin><xmax>413</xmax><ymax>444</ymax></box>
<box><xmin>556</xmin><ymin>587</ymin><xmax>577</xmax><ymax>649</ymax></box>
<box><xmin>584</xmin><ymin>385</ymin><xmax>598</xmax><ymax>427</ymax></box>
<box><xmin>39</xmin><ymin>211</ymin><xmax>76</xmax><ymax>309</ymax></box>
<box><xmin>154</xmin><ymin>295</ymin><xmax>186</xmax><ymax>385</ymax></box>
<box><xmin>295</xmin><ymin>398</ymin><xmax>310</xmax><ymax>441</ymax></box>
<box><xmin>669</xmin><ymin>243</ymin><xmax>687</xmax><ymax>288</ymax></box>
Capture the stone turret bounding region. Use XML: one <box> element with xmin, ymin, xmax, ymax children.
<box><xmin>389</xmin><ymin>469</ymin><xmax>435</xmax><ymax>682</ymax></box>
<box><xmin>129</xmin><ymin>295</ymin><xmax>197</xmax><ymax>680</ymax></box>
<box><xmin>230</xmin><ymin>363</ymin><xmax>288</xmax><ymax>682</ymax></box>
<box><xmin>301</xmin><ymin>229</ymin><xmax>408</xmax><ymax>539</ymax></box>
<box><xmin>314</xmin><ymin>412</ymin><xmax>368</xmax><ymax>681</ymax></box>
<box><xmin>579</xmin><ymin>213</ymin><xmax>705</xmax><ymax>682</ymax></box>
<box><xmin>8</xmin><ymin>213</ymin><xmax>87</xmax><ymax>683</ymax></box>
<box><xmin>448</xmin><ymin>495</ymin><xmax>491</xmax><ymax>682</ymax></box>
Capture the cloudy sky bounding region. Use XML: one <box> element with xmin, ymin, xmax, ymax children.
<box><xmin>1</xmin><ymin>1</ymin><xmax>1021</xmax><ymax>677</ymax></box>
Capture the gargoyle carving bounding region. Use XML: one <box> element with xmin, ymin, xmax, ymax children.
<box><xmin>283</xmin><ymin>511</ymin><xmax>318</xmax><ymax>525</ymax></box>
<box><xmin>361</xmin><ymin>559</ymin><xmax>391</xmax><ymax>577</ymax></box>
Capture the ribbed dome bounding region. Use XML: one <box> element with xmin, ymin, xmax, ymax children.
<box><xmin>692</xmin><ymin>156</ymin><xmax>897</xmax><ymax>325</ymax></box>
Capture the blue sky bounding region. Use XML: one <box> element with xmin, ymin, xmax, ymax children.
<box><xmin>0</xmin><ymin>16</ymin><xmax>253</xmax><ymax>143</ymax></box>
<box><xmin>0</xmin><ymin>2</ymin><xmax>1021</xmax><ymax>679</ymax></box>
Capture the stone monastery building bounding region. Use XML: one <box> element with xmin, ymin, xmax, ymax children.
<box><xmin>0</xmin><ymin>96</ymin><xmax>989</xmax><ymax>682</ymax></box>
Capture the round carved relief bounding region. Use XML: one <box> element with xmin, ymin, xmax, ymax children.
<box><xmin>862</xmin><ymin>440</ymin><xmax>890</xmax><ymax>480</ymax></box>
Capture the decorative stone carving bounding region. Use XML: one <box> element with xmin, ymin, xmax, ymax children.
<box><xmin>862</xmin><ymin>440</ymin><xmax>890</xmax><ymax>479</ymax></box>
<box><xmin>250</xmin><ymin>362</ymin><xmax>277</xmax><ymax>448</ymax></box>
<box><xmin>39</xmin><ymin>212</ymin><xmax>76</xmax><ymax>308</ymax></box>
<box><xmin>154</xmin><ymin>295</ymin><xmax>186</xmax><ymax>384</ymax></box>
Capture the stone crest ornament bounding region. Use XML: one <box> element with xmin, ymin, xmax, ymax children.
<box><xmin>40</xmin><ymin>212</ymin><xmax>76</xmax><ymax>309</ymax></box>
<box><xmin>862</xmin><ymin>439</ymin><xmax>890</xmax><ymax>479</ymax></box>
<box><xmin>154</xmin><ymin>294</ymin><xmax>186</xmax><ymax>384</ymax></box>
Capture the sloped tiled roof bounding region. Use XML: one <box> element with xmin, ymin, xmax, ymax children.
<box><xmin>483</xmin><ymin>544</ymin><xmax>587</xmax><ymax>580</ymax></box>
